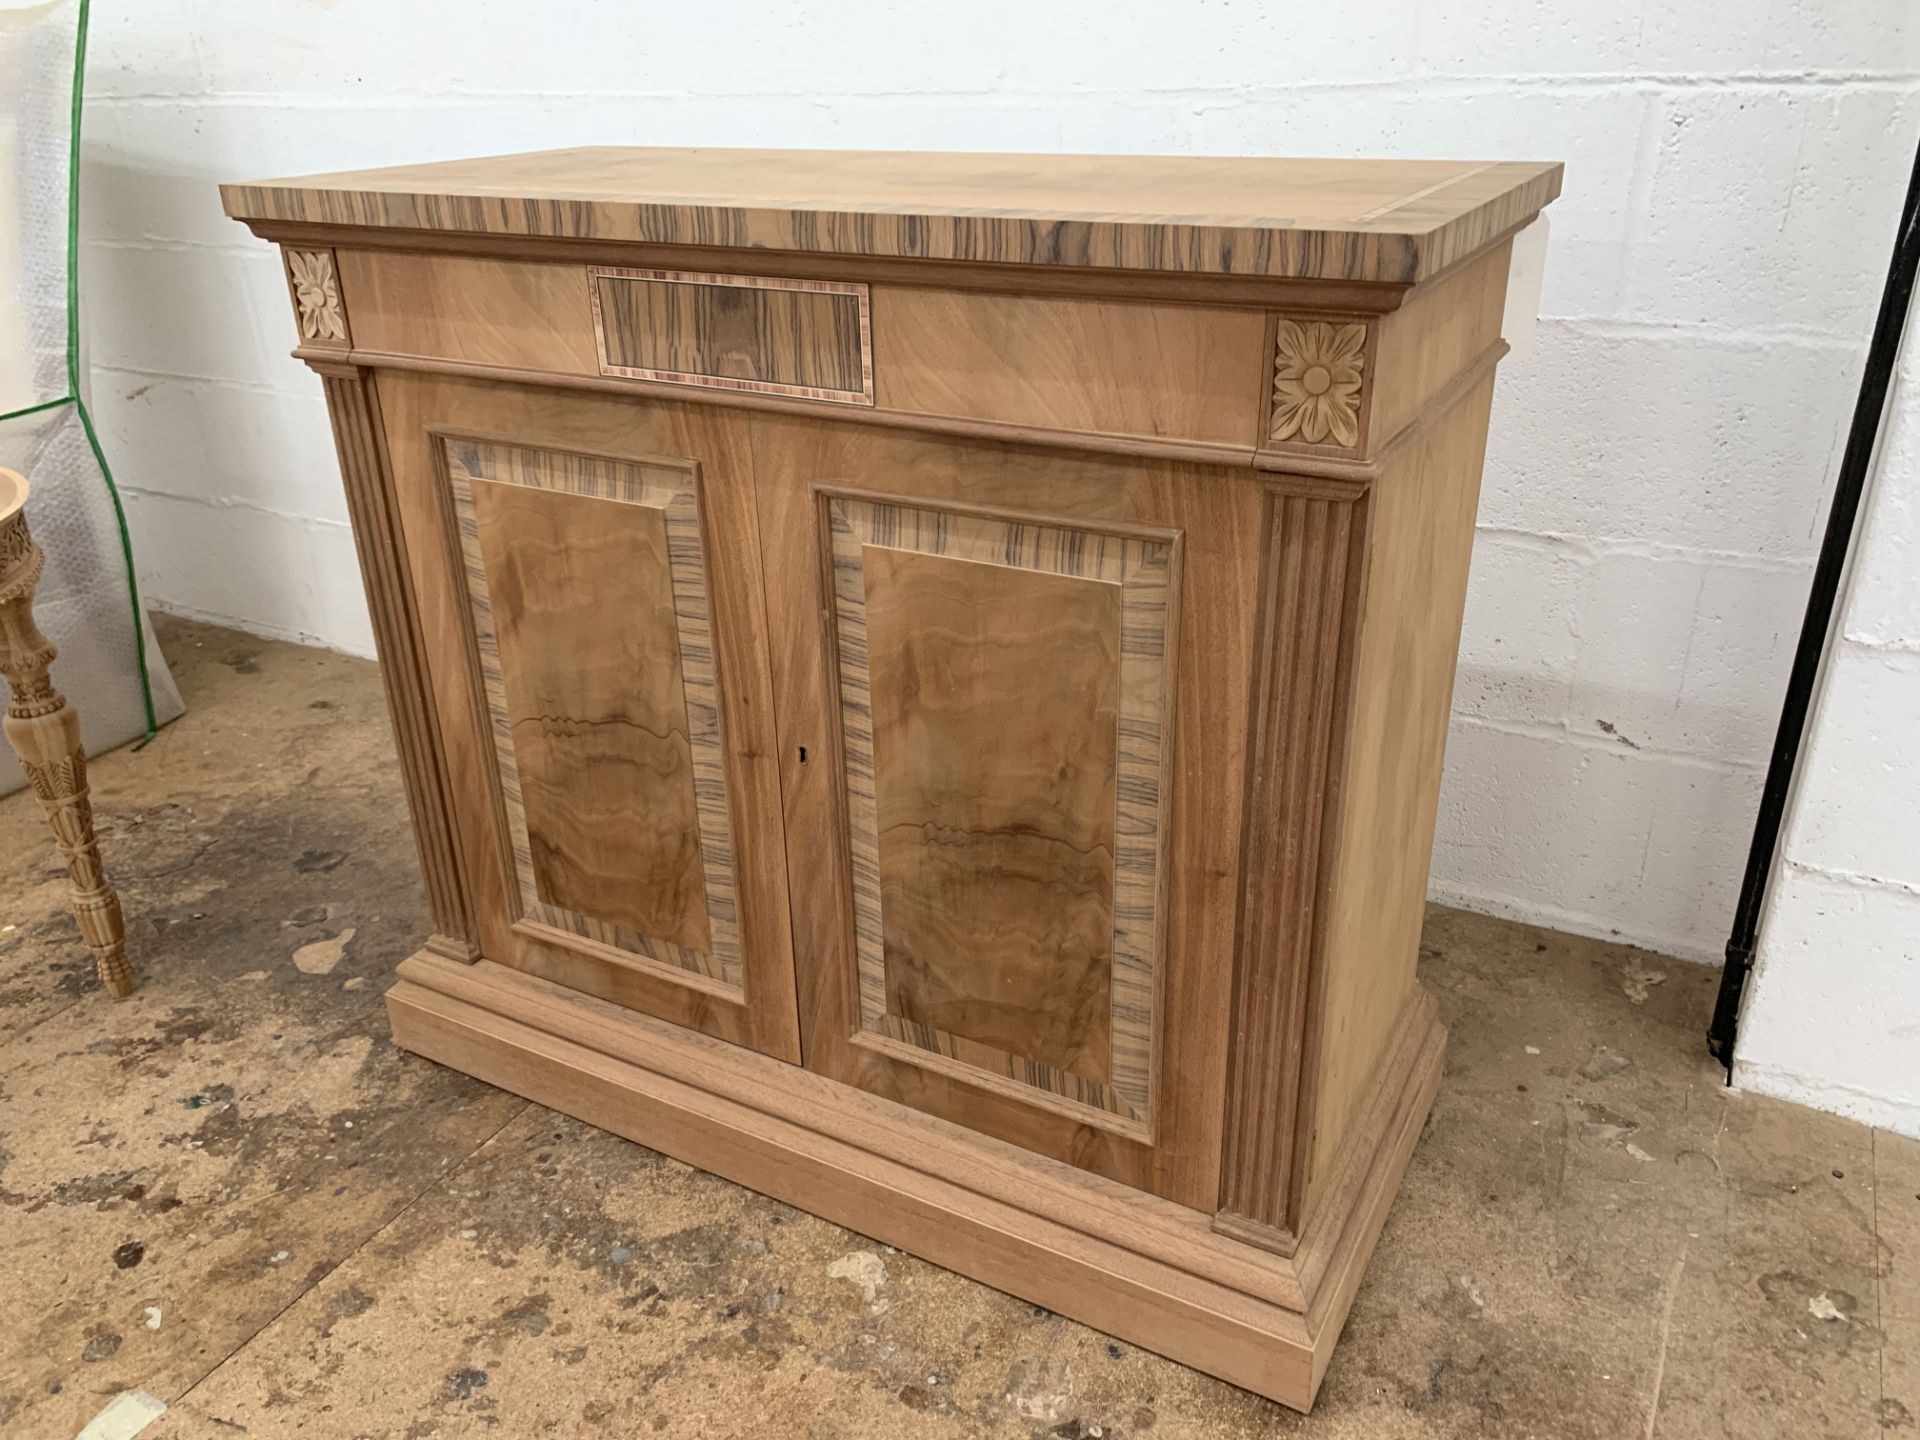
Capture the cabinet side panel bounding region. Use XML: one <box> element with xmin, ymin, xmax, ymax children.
<box><xmin>1367</xmin><ymin>241</ymin><xmax>1511</xmax><ymax>449</ymax></box>
<box><xmin>1302</xmin><ymin>373</ymin><xmax>1496</xmax><ymax>1209</ymax></box>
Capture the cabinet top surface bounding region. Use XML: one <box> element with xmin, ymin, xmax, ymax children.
<box><xmin>221</xmin><ymin>145</ymin><xmax>1561</xmax><ymax>285</ymax></box>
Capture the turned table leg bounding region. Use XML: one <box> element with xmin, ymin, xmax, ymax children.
<box><xmin>0</xmin><ymin>468</ymin><xmax>132</xmax><ymax>998</ymax></box>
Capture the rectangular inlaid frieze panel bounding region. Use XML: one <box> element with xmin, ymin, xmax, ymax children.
<box><xmin>445</xmin><ymin>436</ymin><xmax>743</xmax><ymax>989</ymax></box>
<box><xmin>590</xmin><ymin>267</ymin><xmax>873</xmax><ymax>405</ymax></box>
<box><xmin>826</xmin><ymin>496</ymin><xmax>1176</xmax><ymax>1129</ymax></box>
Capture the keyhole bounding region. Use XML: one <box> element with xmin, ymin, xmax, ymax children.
<box><xmin>798</xmin><ymin>746</ymin><xmax>808</xmax><ymax>764</ymax></box>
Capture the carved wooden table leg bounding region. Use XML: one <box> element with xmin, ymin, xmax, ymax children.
<box><xmin>0</xmin><ymin>468</ymin><xmax>132</xmax><ymax>998</ymax></box>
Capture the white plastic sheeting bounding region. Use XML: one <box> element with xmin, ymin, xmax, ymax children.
<box><xmin>1</xmin><ymin>0</ymin><xmax>182</xmax><ymax>794</ymax></box>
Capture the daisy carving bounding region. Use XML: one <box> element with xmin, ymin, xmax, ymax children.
<box><xmin>1270</xmin><ymin>320</ymin><xmax>1366</xmax><ymax>448</ymax></box>
<box><xmin>288</xmin><ymin>250</ymin><xmax>347</xmax><ymax>342</ymax></box>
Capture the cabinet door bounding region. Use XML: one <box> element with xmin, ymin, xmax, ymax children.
<box><xmin>755</xmin><ymin>414</ymin><xmax>1266</xmax><ymax>1209</ymax></box>
<box><xmin>380</xmin><ymin>373</ymin><xmax>800</xmax><ymax>1061</ymax></box>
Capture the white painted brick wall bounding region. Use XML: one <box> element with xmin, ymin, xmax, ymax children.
<box><xmin>67</xmin><ymin>1</ymin><xmax>1920</xmax><ymax>962</ymax></box>
<box><xmin>1737</xmin><ymin>309</ymin><xmax>1920</xmax><ymax>1138</ymax></box>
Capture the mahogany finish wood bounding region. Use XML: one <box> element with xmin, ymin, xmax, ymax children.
<box><xmin>224</xmin><ymin>147</ymin><xmax>1558</xmax><ymax>1412</ymax></box>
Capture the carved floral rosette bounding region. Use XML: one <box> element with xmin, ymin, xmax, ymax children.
<box><xmin>287</xmin><ymin>248</ymin><xmax>349</xmax><ymax>344</ymax></box>
<box><xmin>1270</xmin><ymin>319</ymin><xmax>1368</xmax><ymax>449</ymax></box>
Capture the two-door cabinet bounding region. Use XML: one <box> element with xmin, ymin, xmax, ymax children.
<box><xmin>223</xmin><ymin>147</ymin><xmax>1560</xmax><ymax>1410</ymax></box>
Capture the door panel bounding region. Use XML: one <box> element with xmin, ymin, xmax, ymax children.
<box><xmin>379</xmin><ymin>373</ymin><xmax>799</xmax><ymax>1060</ymax></box>
<box><xmin>867</xmin><ymin>548</ymin><xmax>1118</xmax><ymax>1081</ymax></box>
<box><xmin>754</xmin><ymin>412</ymin><xmax>1262</xmax><ymax>1210</ymax></box>
<box><xmin>827</xmin><ymin>496</ymin><xmax>1172</xmax><ymax>1131</ymax></box>
<box><xmin>450</xmin><ymin>439</ymin><xmax>740</xmax><ymax>983</ymax></box>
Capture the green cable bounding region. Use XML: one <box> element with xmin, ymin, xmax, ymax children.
<box><xmin>0</xmin><ymin>393</ymin><xmax>75</xmax><ymax>424</ymax></box>
<box><xmin>63</xmin><ymin>0</ymin><xmax>158</xmax><ymax>736</ymax></box>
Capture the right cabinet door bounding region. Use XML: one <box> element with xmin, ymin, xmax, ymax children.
<box><xmin>753</xmin><ymin>413</ymin><xmax>1266</xmax><ymax>1210</ymax></box>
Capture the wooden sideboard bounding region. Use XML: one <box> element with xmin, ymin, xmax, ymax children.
<box><xmin>223</xmin><ymin>147</ymin><xmax>1560</xmax><ymax>1410</ymax></box>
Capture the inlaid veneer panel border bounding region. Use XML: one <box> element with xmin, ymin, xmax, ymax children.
<box><xmin>588</xmin><ymin>265</ymin><xmax>875</xmax><ymax>406</ymax></box>
<box><xmin>821</xmin><ymin>491</ymin><xmax>1179</xmax><ymax>1136</ymax></box>
<box><xmin>439</xmin><ymin>433</ymin><xmax>746</xmax><ymax>992</ymax></box>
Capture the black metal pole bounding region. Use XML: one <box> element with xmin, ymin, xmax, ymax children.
<box><xmin>1707</xmin><ymin>134</ymin><xmax>1920</xmax><ymax>1072</ymax></box>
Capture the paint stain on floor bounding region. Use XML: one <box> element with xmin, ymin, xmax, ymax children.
<box><xmin>1</xmin><ymin>617</ymin><xmax>1915</xmax><ymax>1439</ymax></box>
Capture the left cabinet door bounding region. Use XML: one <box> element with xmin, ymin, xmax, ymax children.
<box><xmin>376</xmin><ymin>372</ymin><xmax>801</xmax><ymax>1061</ymax></box>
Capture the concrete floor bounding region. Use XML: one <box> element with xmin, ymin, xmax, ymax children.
<box><xmin>0</xmin><ymin>616</ymin><xmax>1912</xmax><ymax>1439</ymax></box>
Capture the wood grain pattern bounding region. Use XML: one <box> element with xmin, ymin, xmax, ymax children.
<box><xmin>448</xmin><ymin>438</ymin><xmax>740</xmax><ymax>986</ymax></box>
<box><xmin>236</xmin><ymin>144</ymin><xmax>1556</xmax><ymax>1410</ymax></box>
<box><xmin>224</xmin><ymin>146</ymin><xmax>1564</xmax><ymax>284</ymax></box>
<box><xmin>591</xmin><ymin>267</ymin><xmax>872</xmax><ymax>404</ymax></box>
<box><xmin>866</xmin><ymin>547</ymin><xmax>1120</xmax><ymax>1083</ymax></box>
<box><xmin>335</xmin><ymin>250</ymin><xmax>599</xmax><ymax>374</ymax></box>
<box><xmin>754</xmin><ymin>417</ymin><xmax>1235</xmax><ymax>1205</ymax></box>
<box><xmin>374</xmin><ymin>374</ymin><xmax>801</xmax><ymax>1059</ymax></box>
<box><xmin>826</xmin><ymin>497</ymin><xmax>1172</xmax><ymax>1128</ymax></box>
<box><xmin>317</xmin><ymin>366</ymin><xmax>477</xmax><ymax>961</ymax></box>
<box><xmin>1366</xmin><ymin>239</ymin><xmax>1513</xmax><ymax>449</ymax></box>
<box><xmin>324</xmin><ymin>251</ymin><xmax>1273</xmax><ymax>456</ymax></box>
<box><xmin>870</xmin><ymin>285</ymin><xmax>1266</xmax><ymax>446</ymax></box>
<box><xmin>340</xmin><ymin>346</ymin><xmax>1268</xmax><ymax>472</ymax></box>
<box><xmin>1300</xmin><ymin>372</ymin><xmax>1498</xmax><ymax>1213</ymax></box>
<box><xmin>467</xmin><ymin>484</ymin><xmax>707</xmax><ymax>951</ymax></box>
<box><xmin>1295</xmin><ymin>987</ymin><xmax>1445</xmax><ymax>1397</ymax></box>
<box><xmin>1216</xmin><ymin>483</ymin><xmax>1369</xmax><ymax>1246</ymax></box>
<box><xmin>260</xmin><ymin>221</ymin><xmax>1418</xmax><ymax>312</ymax></box>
